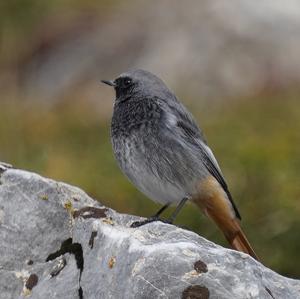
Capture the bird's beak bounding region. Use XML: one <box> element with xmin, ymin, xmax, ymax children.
<box><xmin>101</xmin><ymin>80</ymin><xmax>116</xmax><ymax>87</ymax></box>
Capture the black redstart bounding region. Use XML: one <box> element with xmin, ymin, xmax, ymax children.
<box><xmin>102</xmin><ymin>69</ymin><xmax>258</xmax><ymax>260</ymax></box>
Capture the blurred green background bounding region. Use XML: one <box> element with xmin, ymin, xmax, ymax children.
<box><xmin>1</xmin><ymin>0</ymin><xmax>300</xmax><ymax>278</ymax></box>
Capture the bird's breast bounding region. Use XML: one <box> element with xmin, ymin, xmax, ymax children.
<box><xmin>110</xmin><ymin>100</ymin><xmax>209</xmax><ymax>204</ymax></box>
<box><xmin>111</xmin><ymin>131</ymin><xmax>187</xmax><ymax>204</ymax></box>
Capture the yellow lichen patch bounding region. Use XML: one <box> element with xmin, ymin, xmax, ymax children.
<box><xmin>40</xmin><ymin>195</ymin><xmax>48</xmax><ymax>201</ymax></box>
<box><xmin>22</xmin><ymin>287</ymin><xmax>32</xmax><ymax>297</ymax></box>
<box><xmin>108</xmin><ymin>256</ymin><xmax>116</xmax><ymax>269</ymax></box>
<box><xmin>102</xmin><ymin>217</ymin><xmax>114</xmax><ymax>225</ymax></box>
<box><xmin>64</xmin><ymin>200</ymin><xmax>74</xmax><ymax>216</ymax></box>
<box><xmin>182</xmin><ymin>270</ymin><xmax>200</xmax><ymax>281</ymax></box>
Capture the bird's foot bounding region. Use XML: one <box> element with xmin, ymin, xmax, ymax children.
<box><xmin>130</xmin><ymin>217</ymin><xmax>172</xmax><ymax>228</ymax></box>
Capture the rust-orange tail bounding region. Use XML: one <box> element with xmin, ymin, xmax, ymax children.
<box><xmin>206</xmin><ymin>209</ymin><xmax>259</xmax><ymax>261</ymax></box>
<box><xmin>194</xmin><ymin>176</ymin><xmax>259</xmax><ymax>260</ymax></box>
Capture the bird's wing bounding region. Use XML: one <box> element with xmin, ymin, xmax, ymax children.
<box><xmin>161</xmin><ymin>99</ymin><xmax>241</xmax><ymax>220</ymax></box>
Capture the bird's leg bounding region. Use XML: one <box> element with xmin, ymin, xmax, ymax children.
<box><xmin>152</xmin><ymin>203</ymin><xmax>170</xmax><ymax>218</ymax></box>
<box><xmin>166</xmin><ymin>197</ymin><xmax>189</xmax><ymax>224</ymax></box>
<box><xmin>131</xmin><ymin>197</ymin><xmax>189</xmax><ymax>228</ymax></box>
<box><xmin>130</xmin><ymin>203</ymin><xmax>170</xmax><ymax>228</ymax></box>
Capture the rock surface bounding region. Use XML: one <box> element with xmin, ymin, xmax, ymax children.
<box><xmin>0</xmin><ymin>162</ymin><xmax>299</xmax><ymax>299</ymax></box>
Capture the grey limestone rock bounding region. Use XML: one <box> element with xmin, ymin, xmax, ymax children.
<box><xmin>0</xmin><ymin>162</ymin><xmax>299</xmax><ymax>299</ymax></box>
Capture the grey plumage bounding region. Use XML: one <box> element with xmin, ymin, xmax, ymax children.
<box><xmin>106</xmin><ymin>69</ymin><xmax>240</xmax><ymax>219</ymax></box>
<box><xmin>101</xmin><ymin>69</ymin><xmax>262</xmax><ymax>261</ymax></box>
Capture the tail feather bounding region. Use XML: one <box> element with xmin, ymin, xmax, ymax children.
<box><xmin>194</xmin><ymin>176</ymin><xmax>259</xmax><ymax>261</ymax></box>
<box><xmin>207</xmin><ymin>209</ymin><xmax>259</xmax><ymax>261</ymax></box>
<box><xmin>225</xmin><ymin>221</ymin><xmax>259</xmax><ymax>261</ymax></box>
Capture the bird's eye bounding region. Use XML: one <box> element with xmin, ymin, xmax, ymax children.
<box><xmin>123</xmin><ymin>78</ymin><xmax>132</xmax><ymax>87</ymax></box>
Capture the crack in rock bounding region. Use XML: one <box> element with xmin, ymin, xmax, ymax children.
<box><xmin>265</xmin><ymin>286</ymin><xmax>275</xmax><ymax>299</ymax></box>
<box><xmin>0</xmin><ymin>162</ymin><xmax>12</xmax><ymax>185</ymax></box>
<box><xmin>88</xmin><ymin>231</ymin><xmax>98</xmax><ymax>249</ymax></box>
<box><xmin>73</xmin><ymin>206</ymin><xmax>108</xmax><ymax>219</ymax></box>
<box><xmin>46</xmin><ymin>238</ymin><xmax>84</xmax><ymax>298</ymax></box>
<box><xmin>50</xmin><ymin>257</ymin><xmax>67</xmax><ymax>277</ymax></box>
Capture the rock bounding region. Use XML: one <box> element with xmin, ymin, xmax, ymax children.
<box><xmin>0</xmin><ymin>162</ymin><xmax>299</xmax><ymax>299</ymax></box>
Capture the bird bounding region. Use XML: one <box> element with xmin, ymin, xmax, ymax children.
<box><xmin>101</xmin><ymin>69</ymin><xmax>258</xmax><ymax>260</ymax></box>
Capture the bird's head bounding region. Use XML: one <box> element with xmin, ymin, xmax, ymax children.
<box><xmin>101</xmin><ymin>69</ymin><xmax>172</xmax><ymax>102</ymax></box>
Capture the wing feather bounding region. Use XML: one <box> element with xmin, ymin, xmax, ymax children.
<box><xmin>161</xmin><ymin>99</ymin><xmax>241</xmax><ymax>220</ymax></box>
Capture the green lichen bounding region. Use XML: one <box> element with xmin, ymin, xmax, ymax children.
<box><xmin>40</xmin><ymin>195</ymin><xmax>48</xmax><ymax>201</ymax></box>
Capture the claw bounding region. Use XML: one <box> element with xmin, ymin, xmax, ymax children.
<box><xmin>130</xmin><ymin>217</ymin><xmax>161</xmax><ymax>228</ymax></box>
<box><xmin>130</xmin><ymin>217</ymin><xmax>175</xmax><ymax>228</ymax></box>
